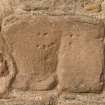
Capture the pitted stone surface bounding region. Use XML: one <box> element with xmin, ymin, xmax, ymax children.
<box><xmin>57</xmin><ymin>16</ymin><xmax>105</xmax><ymax>93</ymax></box>
<box><xmin>2</xmin><ymin>15</ymin><xmax>61</xmax><ymax>91</ymax></box>
<box><xmin>1</xmin><ymin>15</ymin><xmax>104</xmax><ymax>94</ymax></box>
<box><xmin>0</xmin><ymin>0</ymin><xmax>105</xmax><ymax>105</ymax></box>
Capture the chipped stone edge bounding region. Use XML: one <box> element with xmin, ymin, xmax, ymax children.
<box><xmin>1</xmin><ymin>12</ymin><xmax>105</xmax><ymax>33</ymax></box>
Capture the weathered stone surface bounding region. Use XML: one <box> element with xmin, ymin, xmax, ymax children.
<box><xmin>2</xmin><ymin>15</ymin><xmax>61</xmax><ymax>91</ymax></box>
<box><xmin>0</xmin><ymin>0</ymin><xmax>105</xmax><ymax>24</ymax></box>
<box><xmin>0</xmin><ymin>33</ymin><xmax>16</xmax><ymax>97</ymax></box>
<box><xmin>0</xmin><ymin>91</ymin><xmax>58</xmax><ymax>105</ymax></box>
<box><xmin>57</xmin><ymin>16</ymin><xmax>105</xmax><ymax>93</ymax></box>
<box><xmin>0</xmin><ymin>0</ymin><xmax>105</xmax><ymax>105</ymax></box>
<box><xmin>1</xmin><ymin>15</ymin><xmax>104</xmax><ymax>95</ymax></box>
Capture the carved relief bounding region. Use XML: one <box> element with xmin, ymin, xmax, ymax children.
<box><xmin>0</xmin><ymin>15</ymin><xmax>104</xmax><ymax>97</ymax></box>
<box><xmin>2</xmin><ymin>15</ymin><xmax>61</xmax><ymax>91</ymax></box>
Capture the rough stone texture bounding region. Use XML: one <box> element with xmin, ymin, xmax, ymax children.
<box><xmin>2</xmin><ymin>15</ymin><xmax>62</xmax><ymax>91</ymax></box>
<box><xmin>0</xmin><ymin>90</ymin><xmax>58</xmax><ymax>105</ymax></box>
<box><xmin>57</xmin><ymin>16</ymin><xmax>105</xmax><ymax>94</ymax></box>
<box><xmin>58</xmin><ymin>91</ymin><xmax>105</xmax><ymax>105</ymax></box>
<box><xmin>1</xmin><ymin>91</ymin><xmax>105</xmax><ymax>105</ymax></box>
<box><xmin>0</xmin><ymin>0</ymin><xmax>105</xmax><ymax>105</ymax></box>
<box><xmin>0</xmin><ymin>33</ymin><xmax>16</xmax><ymax>97</ymax></box>
<box><xmin>0</xmin><ymin>14</ymin><xmax>104</xmax><ymax>95</ymax></box>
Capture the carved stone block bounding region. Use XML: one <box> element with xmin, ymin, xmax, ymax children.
<box><xmin>57</xmin><ymin>16</ymin><xmax>105</xmax><ymax>93</ymax></box>
<box><xmin>1</xmin><ymin>15</ymin><xmax>104</xmax><ymax>96</ymax></box>
<box><xmin>2</xmin><ymin>15</ymin><xmax>61</xmax><ymax>91</ymax></box>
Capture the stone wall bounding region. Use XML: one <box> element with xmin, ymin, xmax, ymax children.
<box><xmin>0</xmin><ymin>0</ymin><xmax>105</xmax><ymax>19</ymax></box>
<box><xmin>0</xmin><ymin>0</ymin><xmax>105</xmax><ymax>105</ymax></box>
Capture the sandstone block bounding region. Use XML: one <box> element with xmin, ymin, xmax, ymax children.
<box><xmin>57</xmin><ymin>16</ymin><xmax>105</xmax><ymax>93</ymax></box>
<box><xmin>1</xmin><ymin>15</ymin><xmax>105</xmax><ymax>94</ymax></box>
<box><xmin>2</xmin><ymin>15</ymin><xmax>61</xmax><ymax>91</ymax></box>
